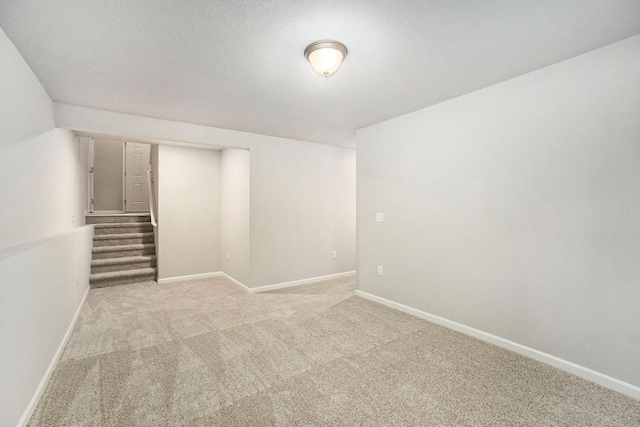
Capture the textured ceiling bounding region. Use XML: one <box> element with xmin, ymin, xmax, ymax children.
<box><xmin>1</xmin><ymin>1</ymin><xmax>640</xmax><ymax>148</ymax></box>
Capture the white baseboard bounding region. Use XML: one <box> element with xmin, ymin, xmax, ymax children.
<box><xmin>354</xmin><ymin>290</ymin><xmax>640</xmax><ymax>401</ymax></box>
<box><xmin>249</xmin><ymin>271</ymin><xmax>356</xmax><ymax>293</ymax></box>
<box><xmin>218</xmin><ymin>271</ymin><xmax>356</xmax><ymax>294</ymax></box>
<box><xmin>18</xmin><ymin>286</ymin><xmax>90</xmax><ymax>427</ymax></box>
<box><xmin>157</xmin><ymin>271</ymin><xmax>222</xmax><ymax>284</ymax></box>
<box><xmin>219</xmin><ymin>272</ymin><xmax>251</xmax><ymax>292</ymax></box>
<box><xmin>156</xmin><ymin>271</ymin><xmax>248</xmax><ymax>290</ymax></box>
<box><xmin>159</xmin><ymin>271</ymin><xmax>356</xmax><ymax>292</ymax></box>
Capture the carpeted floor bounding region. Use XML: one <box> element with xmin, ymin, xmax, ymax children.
<box><xmin>29</xmin><ymin>276</ymin><xmax>640</xmax><ymax>426</ymax></box>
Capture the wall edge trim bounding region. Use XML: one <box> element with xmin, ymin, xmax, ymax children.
<box><xmin>18</xmin><ymin>285</ymin><xmax>91</xmax><ymax>427</ymax></box>
<box><xmin>219</xmin><ymin>272</ymin><xmax>250</xmax><ymax>292</ymax></box>
<box><xmin>157</xmin><ymin>271</ymin><xmax>222</xmax><ymax>284</ymax></box>
<box><xmin>248</xmin><ymin>271</ymin><xmax>356</xmax><ymax>293</ymax></box>
<box><xmin>168</xmin><ymin>271</ymin><xmax>357</xmax><ymax>294</ymax></box>
<box><xmin>354</xmin><ymin>289</ymin><xmax>640</xmax><ymax>400</ymax></box>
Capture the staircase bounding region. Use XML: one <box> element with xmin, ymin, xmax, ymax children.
<box><xmin>86</xmin><ymin>214</ymin><xmax>157</xmax><ymax>288</ymax></box>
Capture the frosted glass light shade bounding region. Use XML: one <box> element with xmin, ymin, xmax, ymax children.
<box><xmin>304</xmin><ymin>40</ymin><xmax>348</xmax><ymax>78</ymax></box>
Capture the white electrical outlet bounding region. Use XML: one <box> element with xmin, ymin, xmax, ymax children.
<box><xmin>226</xmin><ymin>251</ymin><xmax>230</xmax><ymax>260</ymax></box>
<box><xmin>377</xmin><ymin>265</ymin><xmax>384</xmax><ymax>276</ymax></box>
<box><xmin>376</xmin><ymin>212</ymin><xmax>384</xmax><ymax>222</ymax></box>
<box><xmin>332</xmin><ymin>250</ymin><xmax>337</xmax><ymax>259</ymax></box>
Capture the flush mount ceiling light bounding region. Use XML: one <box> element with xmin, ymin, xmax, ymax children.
<box><xmin>304</xmin><ymin>40</ymin><xmax>348</xmax><ymax>78</ymax></box>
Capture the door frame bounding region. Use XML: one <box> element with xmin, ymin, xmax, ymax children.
<box><xmin>88</xmin><ymin>138</ymin><xmax>95</xmax><ymax>213</ymax></box>
<box><xmin>122</xmin><ymin>141</ymin><xmax>127</xmax><ymax>212</ymax></box>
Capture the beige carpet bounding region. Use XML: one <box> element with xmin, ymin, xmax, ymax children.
<box><xmin>29</xmin><ymin>276</ymin><xmax>639</xmax><ymax>426</ymax></box>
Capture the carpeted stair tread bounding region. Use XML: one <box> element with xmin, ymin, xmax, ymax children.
<box><xmin>87</xmin><ymin>214</ymin><xmax>157</xmax><ymax>287</ymax></box>
<box><xmin>94</xmin><ymin>222</ymin><xmax>153</xmax><ymax>229</ymax></box>
<box><xmin>93</xmin><ymin>224</ymin><xmax>154</xmax><ymax>236</ymax></box>
<box><xmin>94</xmin><ymin>232</ymin><xmax>154</xmax><ymax>240</ymax></box>
<box><xmin>90</xmin><ymin>267</ymin><xmax>157</xmax><ymax>282</ymax></box>
<box><xmin>91</xmin><ymin>255</ymin><xmax>156</xmax><ymax>267</ymax></box>
<box><xmin>91</xmin><ymin>255</ymin><xmax>156</xmax><ymax>274</ymax></box>
<box><xmin>86</xmin><ymin>215</ymin><xmax>151</xmax><ymax>224</ymax></box>
<box><xmin>92</xmin><ymin>243</ymin><xmax>155</xmax><ymax>253</ymax></box>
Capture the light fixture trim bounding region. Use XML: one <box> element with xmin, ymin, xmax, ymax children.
<box><xmin>304</xmin><ymin>40</ymin><xmax>348</xmax><ymax>78</ymax></box>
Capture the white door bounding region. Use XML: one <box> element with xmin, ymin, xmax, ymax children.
<box><xmin>125</xmin><ymin>142</ymin><xmax>151</xmax><ymax>212</ymax></box>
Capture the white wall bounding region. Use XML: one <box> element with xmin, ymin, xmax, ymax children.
<box><xmin>157</xmin><ymin>144</ymin><xmax>221</xmax><ymax>279</ymax></box>
<box><xmin>356</xmin><ymin>35</ymin><xmax>640</xmax><ymax>387</ymax></box>
<box><xmin>0</xmin><ymin>128</ymin><xmax>85</xmax><ymax>249</ymax></box>
<box><xmin>0</xmin><ymin>33</ymin><xmax>52</xmax><ymax>148</ymax></box>
<box><xmin>221</xmin><ymin>148</ymin><xmax>250</xmax><ymax>285</ymax></box>
<box><xmin>54</xmin><ymin>103</ymin><xmax>357</xmax><ymax>288</ymax></box>
<box><xmin>249</xmin><ymin>140</ymin><xmax>356</xmax><ymax>287</ymax></box>
<box><xmin>0</xmin><ymin>26</ymin><xmax>90</xmax><ymax>426</ymax></box>
<box><xmin>0</xmin><ymin>227</ymin><xmax>92</xmax><ymax>426</ymax></box>
<box><xmin>0</xmin><ymin>27</ymin><xmax>85</xmax><ymax>250</ymax></box>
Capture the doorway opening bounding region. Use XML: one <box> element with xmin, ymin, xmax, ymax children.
<box><xmin>87</xmin><ymin>138</ymin><xmax>152</xmax><ymax>214</ymax></box>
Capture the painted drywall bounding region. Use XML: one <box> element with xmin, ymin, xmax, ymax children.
<box><xmin>356</xmin><ymin>35</ymin><xmax>640</xmax><ymax>387</ymax></box>
<box><xmin>92</xmin><ymin>138</ymin><xmax>123</xmax><ymax>211</ymax></box>
<box><xmin>249</xmin><ymin>139</ymin><xmax>356</xmax><ymax>287</ymax></box>
<box><xmin>0</xmin><ymin>127</ymin><xmax>85</xmax><ymax>249</ymax></box>
<box><xmin>157</xmin><ymin>144</ymin><xmax>221</xmax><ymax>279</ymax></box>
<box><xmin>0</xmin><ymin>26</ymin><xmax>90</xmax><ymax>426</ymax></box>
<box><xmin>0</xmin><ymin>227</ymin><xmax>92</xmax><ymax>426</ymax></box>
<box><xmin>221</xmin><ymin>148</ymin><xmax>250</xmax><ymax>285</ymax></box>
<box><xmin>0</xmin><ymin>30</ymin><xmax>52</xmax><ymax>147</ymax></box>
<box><xmin>0</xmin><ymin>25</ymin><xmax>85</xmax><ymax>249</ymax></box>
<box><xmin>54</xmin><ymin>103</ymin><xmax>357</xmax><ymax>288</ymax></box>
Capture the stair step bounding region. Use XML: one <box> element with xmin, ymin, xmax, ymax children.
<box><xmin>91</xmin><ymin>255</ymin><xmax>157</xmax><ymax>274</ymax></box>
<box><xmin>90</xmin><ymin>267</ymin><xmax>157</xmax><ymax>289</ymax></box>
<box><xmin>86</xmin><ymin>215</ymin><xmax>151</xmax><ymax>225</ymax></box>
<box><xmin>94</xmin><ymin>232</ymin><xmax>153</xmax><ymax>240</ymax></box>
<box><xmin>92</xmin><ymin>244</ymin><xmax>156</xmax><ymax>259</ymax></box>
<box><xmin>94</xmin><ymin>222</ymin><xmax>153</xmax><ymax>235</ymax></box>
<box><xmin>94</xmin><ymin>222</ymin><xmax>152</xmax><ymax>228</ymax></box>
<box><xmin>91</xmin><ymin>255</ymin><xmax>157</xmax><ymax>266</ymax></box>
<box><xmin>92</xmin><ymin>243</ymin><xmax>155</xmax><ymax>253</ymax></box>
<box><xmin>90</xmin><ymin>267</ymin><xmax>156</xmax><ymax>281</ymax></box>
<box><xmin>93</xmin><ymin>232</ymin><xmax>154</xmax><ymax>247</ymax></box>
